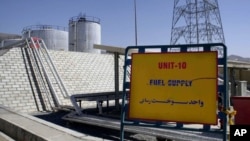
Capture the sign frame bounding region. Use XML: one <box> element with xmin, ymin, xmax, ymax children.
<box><xmin>128</xmin><ymin>51</ymin><xmax>218</xmax><ymax>124</ymax></box>
<box><xmin>120</xmin><ymin>43</ymin><xmax>228</xmax><ymax>141</ymax></box>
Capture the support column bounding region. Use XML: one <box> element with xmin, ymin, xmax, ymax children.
<box><xmin>237</xmin><ymin>81</ymin><xmax>247</xmax><ymax>96</ymax></box>
<box><xmin>114</xmin><ymin>52</ymin><xmax>120</xmax><ymax>110</ymax></box>
<box><xmin>230</xmin><ymin>68</ymin><xmax>236</xmax><ymax>96</ymax></box>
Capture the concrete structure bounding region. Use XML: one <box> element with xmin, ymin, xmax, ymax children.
<box><xmin>227</xmin><ymin>60</ymin><xmax>250</xmax><ymax>86</ymax></box>
<box><xmin>2</xmin><ymin>43</ymin><xmax>250</xmax><ymax>113</ymax></box>
<box><xmin>0</xmin><ymin>46</ymin><xmax>124</xmax><ymax>113</ymax></box>
<box><xmin>1</xmin><ymin>39</ymin><xmax>22</xmax><ymax>47</ymax></box>
<box><xmin>0</xmin><ymin>33</ymin><xmax>22</xmax><ymax>41</ymax></box>
<box><xmin>222</xmin><ymin>60</ymin><xmax>250</xmax><ymax>96</ymax></box>
<box><xmin>0</xmin><ymin>33</ymin><xmax>22</xmax><ymax>47</ymax></box>
<box><xmin>0</xmin><ymin>43</ymin><xmax>249</xmax><ymax>140</ymax></box>
<box><xmin>237</xmin><ymin>81</ymin><xmax>248</xmax><ymax>96</ymax></box>
<box><xmin>0</xmin><ymin>105</ymin><xmax>108</xmax><ymax>141</ymax></box>
<box><xmin>69</xmin><ymin>15</ymin><xmax>101</xmax><ymax>53</ymax></box>
<box><xmin>22</xmin><ymin>25</ymin><xmax>68</xmax><ymax>51</ymax></box>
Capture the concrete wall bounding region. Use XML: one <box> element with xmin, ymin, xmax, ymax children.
<box><xmin>236</xmin><ymin>70</ymin><xmax>250</xmax><ymax>85</ymax></box>
<box><xmin>0</xmin><ymin>47</ymin><xmax>124</xmax><ymax>113</ymax></box>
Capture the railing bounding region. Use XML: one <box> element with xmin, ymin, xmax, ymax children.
<box><xmin>69</xmin><ymin>15</ymin><xmax>100</xmax><ymax>24</ymax></box>
<box><xmin>70</xmin><ymin>91</ymin><xmax>123</xmax><ymax>115</ymax></box>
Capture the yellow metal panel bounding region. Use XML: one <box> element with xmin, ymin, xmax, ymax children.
<box><xmin>129</xmin><ymin>52</ymin><xmax>218</xmax><ymax>124</ymax></box>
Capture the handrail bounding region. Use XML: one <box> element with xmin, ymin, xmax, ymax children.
<box><xmin>22</xmin><ymin>25</ymin><xmax>68</xmax><ymax>33</ymax></box>
<box><xmin>30</xmin><ymin>38</ymin><xmax>61</xmax><ymax>106</ymax></box>
<box><xmin>69</xmin><ymin>15</ymin><xmax>100</xmax><ymax>24</ymax></box>
<box><xmin>40</xmin><ymin>39</ymin><xmax>70</xmax><ymax>98</ymax></box>
<box><xmin>25</xmin><ymin>39</ymin><xmax>54</xmax><ymax>110</ymax></box>
<box><xmin>71</xmin><ymin>91</ymin><xmax>123</xmax><ymax>115</ymax></box>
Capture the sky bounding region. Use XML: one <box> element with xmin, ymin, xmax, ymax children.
<box><xmin>0</xmin><ymin>0</ymin><xmax>250</xmax><ymax>57</ymax></box>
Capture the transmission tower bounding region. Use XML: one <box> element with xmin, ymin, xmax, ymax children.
<box><xmin>170</xmin><ymin>0</ymin><xmax>225</xmax><ymax>45</ymax></box>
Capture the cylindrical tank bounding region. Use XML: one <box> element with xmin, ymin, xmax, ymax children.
<box><xmin>1</xmin><ymin>38</ymin><xmax>22</xmax><ymax>47</ymax></box>
<box><xmin>68</xmin><ymin>15</ymin><xmax>101</xmax><ymax>53</ymax></box>
<box><xmin>22</xmin><ymin>25</ymin><xmax>68</xmax><ymax>51</ymax></box>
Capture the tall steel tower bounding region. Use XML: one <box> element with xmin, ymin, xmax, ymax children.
<box><xmin>170</xmin><ymin>0</ymin><xmax>225</xmax><ymax>45</ymax></box>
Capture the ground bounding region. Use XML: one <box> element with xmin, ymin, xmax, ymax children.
<box><xmin>34</xmin><ymin>109</ymin><xmax>163</xmax><ymax>141</ymax></box>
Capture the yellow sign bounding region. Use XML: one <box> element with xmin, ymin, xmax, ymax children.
<box><xmin>129</xmin><ymin>52</ymin><xmax>218</xmax><ymax>124</ymax></box>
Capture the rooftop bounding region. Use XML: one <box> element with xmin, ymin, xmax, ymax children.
<box><xmin>0</xmin><ymin>33</ymin><xmax>22</xmax><ymax>42</ymax></box>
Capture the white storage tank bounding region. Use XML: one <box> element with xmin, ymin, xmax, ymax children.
<box><xmin>68</xmin><ymin>15</ymin><xmax>101</xmax><ymax>53</ymax></box>
<box><xmin>22</xmin><ymin>25</ymin><xmax>68</xmax><ymax>51</ymax></box>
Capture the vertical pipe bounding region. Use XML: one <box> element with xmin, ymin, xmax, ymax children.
<box><xmin>134</xmin><ymin>0</ymin><xmax>138</xmax><ymax>46</ymax></box>
<box><xmin>120</xmin><ymin>48</ymin><xmax>130</xmax><ymax>141</ymax></box>
<box><xmin>222</xmin><ymin>45</ymin><xmax>228</xmax><ymax>141</ymax></box>
<box><xmin>114</xmin><ymin>52</ymin><xmax>119</xmax><ymax>110</ymax></box>
<box><xmin>230</xmin><ymin>68</ymin><xmax>236</xmax><ymax>96</ymax></box>
<box><xmin>74</xmin><ymin>20</ymin><xmax>77</xmax><ymax>51</ymax></box>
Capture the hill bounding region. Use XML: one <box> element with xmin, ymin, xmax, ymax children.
<box><xmin>228</xmin><ymin>54</ymin><xmax>250</xmax><ymax>62</ymax></box>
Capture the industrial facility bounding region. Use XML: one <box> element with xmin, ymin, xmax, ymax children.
<box><xmin>22</xmin><ymin>25</ymin><xmax>69</xmax><ymax>51</ymax></box>
<box><xmin>1</xmin><ymin>14</ymin><xmax>101</xmax><ymax>53</ymax></box>
<box><xmin>0</xmin><ymin>33</ymin><xmax>22</xmax><ymax>47</ymax></box>
<box><xmin>68</xmin><ymin>15</ymin><xmax>101</xmax><ymax>53</ymax></box>
<box><xmin>0</xmin><ymin>1</ymin><xmax>250</xmax><ymax>141</ymax></box>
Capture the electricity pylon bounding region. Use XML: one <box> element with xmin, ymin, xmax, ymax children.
<box><xmin>170</xmin><ymin>0</ymin><xmax>225</xmax><ymax>45</ymax></box>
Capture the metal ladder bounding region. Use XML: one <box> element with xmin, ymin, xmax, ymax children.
<box><xmin>26</xmin><ymin>37</ymin><xmax>69</xmax><ymax>107</ymax></box>
<box><xmin>24</xmin><ymin>41</ymin><xmax>55</xmax><ymax>110</ymax></box>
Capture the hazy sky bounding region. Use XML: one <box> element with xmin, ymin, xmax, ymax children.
<box><xmin>0</xmin><ymin>0</ymin><xmax>249</xmax><ymax>57</ymax></box>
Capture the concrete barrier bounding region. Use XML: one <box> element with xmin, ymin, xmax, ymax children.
<box><xmin>0</xmin><ymin>131</ymin><xmax>15</xmax><ymax>141</ymax></box>
<box><xmin>0</xmin><ymin>105</ymin><xmax>109</xmax><ymax>141</ymax></box>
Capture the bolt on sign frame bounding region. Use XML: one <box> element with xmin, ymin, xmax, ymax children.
<box><xmin>120</xmin><ymin>43</ymin><xmax>228</xmax><ymax>141</ymax></box>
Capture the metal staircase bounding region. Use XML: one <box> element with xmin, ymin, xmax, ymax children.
<box><xmin>4</xmin><ymin>37</ymin><xmax>70</xmax><ymax>110</ymax></box>
<box><xmin>27</xmin><ymin>37</ymin><xmax>70</xmax><ymax>107</ymax></box>
<box><xmin>24</xmin><ymin>43</ymin><xmax>55</xmax><ymax>110</ymax></box>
